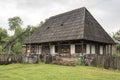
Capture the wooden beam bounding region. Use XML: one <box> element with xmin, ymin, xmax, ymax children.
<box><xmin>90</xmin><ymin>43</ymin><xmax>91</xmax><ymax>55</ymax></box>
<box><xmin>110</xmin><ymin>45</ymin><xmax>112</xmax><ymax>55</ymax></box>
<box><xmin>81</xmin><ymin>41</ymin><xmax>84</xmax><ymax>55</ymax></box>
<box><xmin>26</xmin><ymin>45</ymin><xmax>27</xmax><ymax>54</ymax></box>
<box><xmin>57</xmin><ymin>42</ymin><xmax>61</xmax><ymax>55</ymax></box>
<box><xmin>103</xmin><ymin>45</ymin><xmax>106</xmax><ymax>55</ymax></box>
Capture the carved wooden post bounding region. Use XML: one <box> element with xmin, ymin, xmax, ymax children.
<box><xmin>81</xmin><ymin>41</ymin><xmax>84</xmax><ymax>55</ymax></box>
<box><xmin>90</xmin><ymin>43</ymin><xmax>91</xmax><ymax>55</ymax></box>
<box><xmin>57</xmin><ymin>42</ymin><xmax>61</xmax><ymax>56</ymax></box>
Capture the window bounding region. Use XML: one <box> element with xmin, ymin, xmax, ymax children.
<box><xmin>55</xmin><ymin>45</ymin><xmax>58</xmax><ymax>53</ymax></box>
<box><xmin>75</xmin><ymin>44</ymin><xmax>86</xmax><ymax>53</ymax></box>
<box><xmin>60</xmin><ymin>45</ymin><xmax>70</xmax><ymax>53</ymax></box>
<box><xmin>75</xmin><ymin>45</ymin><xmax>82</xmax><ymax>53</ymax></box>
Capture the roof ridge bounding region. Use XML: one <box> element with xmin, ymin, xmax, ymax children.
<box><xmin>49</xmin><ymin>7</ymin><xmax>86</xmax><ymax>19</ymax></box>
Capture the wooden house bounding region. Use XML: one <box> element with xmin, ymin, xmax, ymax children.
<box><xmin>24</xmin><ymin>7</ymin><xmax>115</xmax><ymax>57</ymax></box>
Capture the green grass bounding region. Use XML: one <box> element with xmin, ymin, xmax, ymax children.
<box><xmin>0</xmin><ymin>63</ymin><xmax>120</xmax><ymax>80</ymax></box>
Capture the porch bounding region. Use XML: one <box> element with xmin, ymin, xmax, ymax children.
<box><xmin>25</xmin><ymin>40</ymin><xmax>114</xmax><ymax>56</ymax></box>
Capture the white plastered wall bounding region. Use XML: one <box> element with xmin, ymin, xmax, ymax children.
<box><xmin>86</xmin><ymin>44</ymin><xmax>90</xmax><ymax>54</ymax></box>
<box><xmin>91</xmin><ymin>45</ymin><xmax>95</xmax><ymax>54</ymax></box>
<box><xmin>50</xmin><ymin>45</ymin><xmax>55</xmax><ymax>54</ymax></box>
<box><xmin>100</xmin><ymin>46</ymin><xmax>103</xmax><ymax>54</ymax></box>
<box><xmin>37</xmin><ymin>45</ymin><xmax>42</xmax><ymax>54</ymax></box>
<box><xmin>70</xmin><ymin>44</ymin><xmax>75</xmax><ymax>54</ymax></box>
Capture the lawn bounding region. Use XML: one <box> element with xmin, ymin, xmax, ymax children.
<box><xmin>0</xmin><ymin>63</ymin><xmax>120</xmax><ymax>80</ymax></box>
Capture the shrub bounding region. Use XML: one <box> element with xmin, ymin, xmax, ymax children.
<box><xmin>0</xmin><ymin>45</ymin><xmax>2</xmax><ymax>53</ymax></box>
<box><xmin>112</xmin><ymin>53</ymin><xmax>120</xmax><ymax>58</ymax></box>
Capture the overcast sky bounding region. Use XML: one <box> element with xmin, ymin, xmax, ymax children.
<box><xmin>0</xmin><ymin>0</ymin><xmax>120</xmax><ymax>35</ymax></box>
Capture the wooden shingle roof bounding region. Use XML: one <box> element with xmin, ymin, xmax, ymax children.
<box><xmin>25</xmin><ymin>7</ymin><xmax>115</xmax><ymax>44</ymax></box>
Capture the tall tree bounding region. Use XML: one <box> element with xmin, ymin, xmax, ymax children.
<box><xmin>7</xmin><ymin>16</ymin><xmax>23</xmax><ymax>53</ymax></box>
<box><xmin>7</xmin><ymin>16</ymin><xmax>44</xmax><ymax>54</ymax></box>
<box><xmin>8</xmin><ymin>16</ymin><xmax>23</xmax><ymax>31</ymax></box>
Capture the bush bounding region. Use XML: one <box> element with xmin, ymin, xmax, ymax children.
<box><xmin>0</xmin><ymin>45</ymin><xmax>2</xmax><ymax>53</ymax></box>
<box><xmin>112</xmin><ymin>53</ymin><xmax>120</xmax><ymax>57</ymax></box>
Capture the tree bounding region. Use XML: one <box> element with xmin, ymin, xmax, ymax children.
<box><xmin>0</xmin><ymin>28</ymin><xmax>8</xmax><ymax>41</ymax></box>
<box><xmin>7</xmin><ymin>16</ymin><xmax>44</xmax><ymax>54</ymax></box>
<box><xmin>0</xmin><ymin>45</ymin><xmax>2</xmax><ymax>53</ymax></box>
<box><xmin>113</xmin><ymin>30</ymin><xmax>120</xmax><ymax>40</ymax></box>
<box><xmin>113</xmin><ymin>30</ymin><xmax>120</xmax><ymax>53</ymax></box>
<box><xmin>23</xmin><ymin>21</ymin><xmax>44</xmax><ymax>41</ymax></box>
<box><xmin>8</xmin><ymin>16</ymin><xmax>23</xmax><ymax>31</ymax></box>
<box><xmin>0</xmin><ymin>28</ymin><xmax>9</xmax><ymax>53</ymax></box>
<box><xmin>38</xmin><ymin>21</ymin><xmax>44</xmax><ymax>27</ymax></box>
<box><xmin>12</xmin><ymin>42</ymin><xmax>22</xmax><ymax>53</ymax></box>
<box><xmin>7</xmin><ymin>16</ymin><xmax>23</xmax><ymax>53</ymax></box>
<box><xmin>0</xmin><ymin>28</ymin><xmax>9</xmax><ymax>45</ymax></box>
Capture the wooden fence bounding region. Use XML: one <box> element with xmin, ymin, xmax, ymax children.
<box><xmin>89</xmin><ymin>55</ymin><xmax>120</xmax><ymax>70</ymax></box>
<box><xmin>0</xmin><ymin>53</ymin><xmax>120</xmax><ymax>70</ymax></box>
<box><xmin>0</xmin><ymin>54</ymin><xmax>22</xmax><ymax>65</ymax></box>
